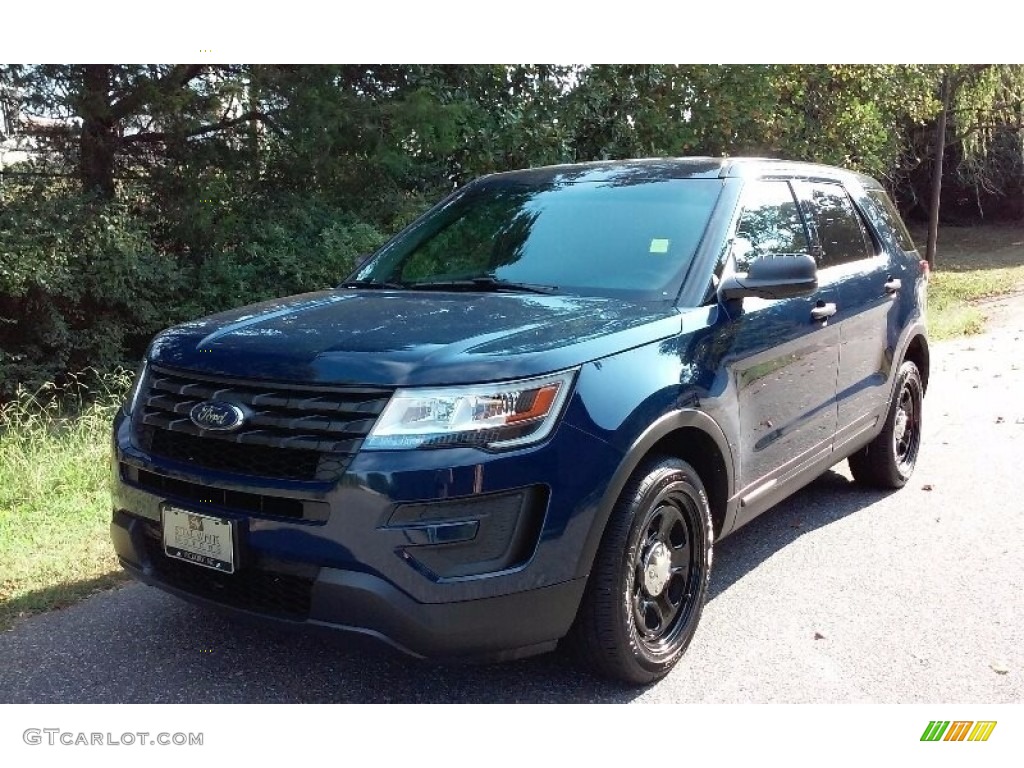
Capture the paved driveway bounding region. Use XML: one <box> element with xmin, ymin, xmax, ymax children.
<box><xmin>2</xmin><ymin>297</ymin><xmax>1022</xmax><ymax>703</ymax></box>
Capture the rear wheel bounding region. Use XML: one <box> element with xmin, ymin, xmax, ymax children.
<box><xmin>849</xmin><ymin>360</ymin><xmax>923</xmax><ymax>488</ymax></box>
<box><xmin>571</xmin><ymin>456</ymin><xmax>713</xmax><ymax>685</ymax></box>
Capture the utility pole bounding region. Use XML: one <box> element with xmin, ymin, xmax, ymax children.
<box><xmin>926</xmin><ymin>71</ymin><xmax>951</xmax><ymax>270</ymax></box>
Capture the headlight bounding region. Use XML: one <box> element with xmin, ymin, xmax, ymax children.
<box><xmin>123</xmin><ymin>360</ymin><xmax>149</xmax><ymax>416</ymax></box>
<box><xmin>364</xmin><ymin>370</ymin><xmax>576</xmax><ymax>451</ymax></box>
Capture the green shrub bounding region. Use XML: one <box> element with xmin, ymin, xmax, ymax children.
<box><xmin>0</xmin><ymin>185</ymin><xmax>391</xmax><ymax>399</ymax></box>
<box><xmin>0</xmin><ymin>190</ymin><xmax>180</xmax><ymax>395</ymax></box>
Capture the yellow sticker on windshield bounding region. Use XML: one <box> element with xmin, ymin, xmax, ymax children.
<box><xmin>649</xmin><ymin>238</ymin><xmax>670</xmax><ymax>254</ymax></box>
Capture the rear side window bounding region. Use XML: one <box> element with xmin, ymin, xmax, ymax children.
<box><xmin>732</xmin><ymin>181</ymin><xmax>810</xmax><ymax>272</ymax></box>
<box><xmin>804</xmin><ymin>183</ymin><xmax>874</xmax><ymax>268</ymax></box>
<box><xmin>866</xmin><ymin>189</ymin><xmax>916</xmax><ymax>251</ymax></box>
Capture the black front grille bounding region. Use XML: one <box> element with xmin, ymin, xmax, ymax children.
<box><xmin>126</xmin><ymin>465</ymin><xmax>329</xmax><ymax>522</ymax></box>
<box><xmin>136</xmin><ymin>366</ymin><xmax>392</xmax><ymax>482</ymax></box>
<box><xmin>143</xmin><ymin>537</ymin><xmax>314</xmax><ymax>619</ymax></box>
<box><xmin>148</xmin><ymin>430</ymin><xmax>324</xmax><ymax>481</ymax></box>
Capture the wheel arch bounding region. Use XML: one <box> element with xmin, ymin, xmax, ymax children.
<box><xmin>902</xmin><ymin>332</ymin><xmax>930</xmax><ymax>393</ymax></box>
<box><xmin>574</xmin><ymin>409</ymin><xmax>737</xmax><ymax>582</ymax></box>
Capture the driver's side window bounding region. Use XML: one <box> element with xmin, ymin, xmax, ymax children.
<box><xmin>732</xmin><ymin>181</ymin><xmax>811</xmax><ymax>273</ymax></box>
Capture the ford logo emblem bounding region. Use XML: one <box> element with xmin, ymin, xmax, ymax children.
<box><xmin>189</xmin><ymin>401</ymin><xmax>245</xmax><ymax>431</ymax></box>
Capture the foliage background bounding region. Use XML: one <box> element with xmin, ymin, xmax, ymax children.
<box><xmin>1</xmin><ymin>64</ymin><xmax>1022</xmax><ymax>398</ymax></box>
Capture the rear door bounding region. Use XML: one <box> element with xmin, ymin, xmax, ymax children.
<box><xmin>796</xmin><ymin>181</ymin><xmax>899</xmax><ymax>443</ymax></box>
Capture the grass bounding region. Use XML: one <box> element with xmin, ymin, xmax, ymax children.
<box><xmin>0</xmin><ymin>371</ymin><xmax>133</xmax><ymax>630</ymax></box>
<box><xmin>918</xmin><ymin>225</ymin><xmax>1024</xmax><ymax>340</ymax></box>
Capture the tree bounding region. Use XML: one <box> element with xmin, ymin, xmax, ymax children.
<box><xmin>1</xmin><ymin>65</ymin><xmax>280</xmax><ymax>199</ymax></box>
<box><xmin>2</xmin><ymin>63</ymin><xmax>1022</xmax><ymax>397</ymax></box>
<box><xmin>917</xmin><ymin>65</ymin><xmax>1024</xmax><ymax>266</ymax></box>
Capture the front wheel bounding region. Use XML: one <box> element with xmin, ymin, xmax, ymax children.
<box><xmin>570</xmin><ymin>456</ymin><xmax>713</xmax><ymax>685</ymax></box>
<box><xmin>849</xmin><ymin>360</ymin><xmax>924</xmax><ymax>488</ymax></box>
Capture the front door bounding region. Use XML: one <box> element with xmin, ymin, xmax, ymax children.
<box><xmin>720</xmin><ymin>180</ymin><xmax>840</xmax><ymax>517</ymax></box>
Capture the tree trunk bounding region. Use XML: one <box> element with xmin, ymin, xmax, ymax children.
<box><xmin>248</xmin><ymin>65</ymin><xmax>262</xmax><ymax>180</ymax></box>
<box><xmin>79</xmin><ymin>65</ymin><xmax>117</xmax><ymax>200</ymax></box>
<box><xmin>926</xmin><ymin>72</ymin><xmax>951</xmax><ymax>269</ymax></box>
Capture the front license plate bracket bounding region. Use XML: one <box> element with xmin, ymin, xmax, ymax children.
<box><xmin>161</xmin><ymin>505</ymin><xmax>236</xmax><ymax>573</ymax></box>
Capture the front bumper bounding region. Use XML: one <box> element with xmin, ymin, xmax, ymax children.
<box><xmin>113</xmin><ymin>510</ymin><xmax>585</xmax><ymax>660</ymax></box>
<box><xmin>110</xmin><ymin>405</ymin><xmax>623</xmax><ymax>659</ymax></box>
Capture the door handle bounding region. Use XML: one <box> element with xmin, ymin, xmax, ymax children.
<box><xmin>884</xmin><ymin>277</ymin><xmax>902</xmax><ymax>294</ymax></box>
<box><xmin>810</xmin><ymin>302</ymin><xmax>837</xmax><ymax>321</ymax></box>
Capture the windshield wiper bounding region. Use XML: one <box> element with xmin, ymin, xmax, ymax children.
<box><xmin>338</xmin><ymin>279</ymin><xmax>407</xmax><ymax>290</ymax></box>
<box><xmin>406</xmin><ymin>277</ymin><xmax>559</xmax><ymax>295</ymax></box>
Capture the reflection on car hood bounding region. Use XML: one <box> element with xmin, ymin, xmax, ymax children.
<box><xmin>148</xmin><ymin>289</ymin><xmax>683</xmax><ymax>386</ymax></box>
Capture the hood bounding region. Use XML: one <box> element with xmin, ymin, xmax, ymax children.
<box><xmin>148</xmin><ymin>289</ymin><xmax>682</xmax><ymax>386</ymax></box>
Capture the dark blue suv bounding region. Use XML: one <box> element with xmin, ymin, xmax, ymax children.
<box><xmin>111</xmin><ymin>158</ymin><xmax>929</xmax><ymax>684</ymax></box>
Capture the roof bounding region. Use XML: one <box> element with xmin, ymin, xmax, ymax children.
<box><xmin>483</xmin><ymin>156</ymin><xmax>882</xmax><ymax>189</ymax></box>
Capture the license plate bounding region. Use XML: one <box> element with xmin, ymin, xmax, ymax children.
<box><xmin>162</xmin><ymin>505</ymin><xmax>235</xmax><ymax>573</ymax></box>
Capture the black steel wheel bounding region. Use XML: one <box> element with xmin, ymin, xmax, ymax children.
<box><xmin>571</xmin><ymin>456</ymin><xmax>713</xmax><ymax>685</ymax></box>
<box><xmin>849</xmin><ymin>360</ymin><xmax>924</xmax><ymax>488</ymax></box>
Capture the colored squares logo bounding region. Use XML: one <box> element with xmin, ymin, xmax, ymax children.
<box><xmin>921</xmin><ymin>721</ymin><xmax>997</xmax><ymax>742</ymax></box>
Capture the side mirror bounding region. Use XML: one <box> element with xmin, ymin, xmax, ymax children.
<box><xmin>718</xmin><ymin>253</ymin><xmax>818</xmax><ymax>301</ymax></box>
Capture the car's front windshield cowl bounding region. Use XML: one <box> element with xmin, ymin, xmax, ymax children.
<box><xmin>404</xmin><ymin>277</ymin><xmax>559</xmax><ymax>295</ymax></box>
<box><xmin>337</xmin><ymin>279</ymin><xmax>406</xmax><ymax>290</ymax></box>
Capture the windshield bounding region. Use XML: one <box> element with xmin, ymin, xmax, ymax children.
<box><xmin>355</xmin><ymin>177</ymin><xmax>723</xmax><ymax>301</ymax></box>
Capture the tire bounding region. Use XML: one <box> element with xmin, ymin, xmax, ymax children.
<box><xmin>570</xmin><ymin>456</ymin><xmax>713</xmax><ymax>685</ymax></box>
<box><xmin>848</xmin><ymin>360</ymin><xmax>924</xmax><ymax>489</ymax></box>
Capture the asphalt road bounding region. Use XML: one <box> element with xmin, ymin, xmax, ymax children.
<box><xmin>2</xmin><ymin>297</ymin><xmax>1022</xmax><ymax>703</ymax></box>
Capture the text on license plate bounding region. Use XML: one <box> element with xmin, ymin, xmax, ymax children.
<box><xmin>162</xmin><ymin>505</ymin><xmax>235</xmax><ymax>573</ymax></box>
